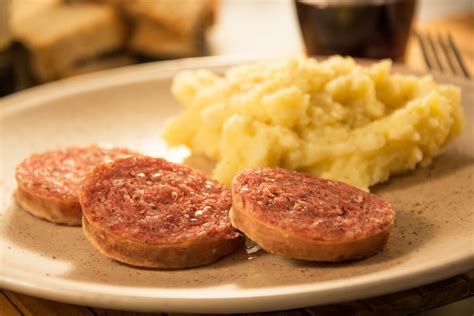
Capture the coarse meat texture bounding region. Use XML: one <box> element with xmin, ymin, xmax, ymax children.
<box><xmin>233</xmin><ymin>168</ymin><xmax>395</xmax><ymax>242</ymax></box>
<box><xmin>80</xmin><ymin>156</ymin><xmax>240</xmax><ymax>245</ymax></box>
<box><xmin>15</xmin><ymin>145</ymin><xmax>136</xmax><ymax>201</ymax></box>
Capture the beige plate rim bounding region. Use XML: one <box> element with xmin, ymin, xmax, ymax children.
<box><xmin>1</xmin><ymin>56</ymin><xmax>473</xmax><ymax>313</ymax></box>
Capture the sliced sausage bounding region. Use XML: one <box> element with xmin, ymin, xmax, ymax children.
<box><xmin>15</xmin><ymin>145</ymin><xmax>137</xmax><ymax>225</ymax></box>
<box><xmin>80</xmin><ymin>156</ymin><xmax>244</xmax><ymax>269</ymax></box>
<box><xmin>231</xmin><ymin>168</ymin><xmax>396</xmax><ymax>261</ymax></box>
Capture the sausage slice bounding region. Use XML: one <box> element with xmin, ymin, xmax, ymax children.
<box><xmin>15</xmin><ymin>145</ymin><xmax>136</xmax><ymax>225</ymax></box>
<box><xmin>80</xmin><ymin>156</ymin><xmax>244</xmax><ymax>269</ymax></box>
<box><xmin>231</xmin><ymin>168</ymin><xmax>396</xmax><ymax>261</ymax></box>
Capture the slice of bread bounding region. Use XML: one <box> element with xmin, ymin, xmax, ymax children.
<box><xmin>122</xmin><ymin>0</ymin><xmax>215</xmax><ymax>37</ymax></box>
<box><xmin>124</xmin><ymin>0</ymin><xmax>216</xmax><ymax>58</ymax></box>
<box><xmin>203</xmin><ymin>0</ymin><xmax>219</xmax><ymax>27</ymax></box>
<box><xmin>129</xmin><ymin>17</ymin><xmax>205</xmax><ymax>58</ymax></box>
<box><xmin>12</xmin><ymin>2</ymin><xmax>126</xmax><ymax>82</ymax></box>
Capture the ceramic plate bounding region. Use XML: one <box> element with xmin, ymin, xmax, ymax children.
<box><xmin>1</xmin><ymin>57</ymin><xmax>473</xmax><ymax>313</ymax></box>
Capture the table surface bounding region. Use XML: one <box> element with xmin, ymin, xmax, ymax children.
<box><xmin>1</xmin><ymin>3</ymin><xmax>473</xmax><ymax>316</ymax></box>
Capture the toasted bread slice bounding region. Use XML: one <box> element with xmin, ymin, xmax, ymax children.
<box><xmin>129</xmin><ymin>17</ymin><xmax>204</xmax><ymax>58</ymax></box>
<box><xmin>12</xmin><ymin>2</ymin><xmax>126</xmax><ymax>82</ymax></box>
<box><xmin>122</xmin><ymin>0</ymin><xmax>213</xmax><ymax>37</ymax></box>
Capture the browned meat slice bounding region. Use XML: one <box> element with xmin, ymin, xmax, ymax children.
<box><xmin>231</xmin><ymin>168</ymin><xmax>395</xmax><ymax>261</ymax></box>
<box><xmin>80</xmin><ymin>156</ymin><xmax>244</xmax><ymax>269</ymax></box>
<box><xmin>15</xmin><ymin>145</ymin><xmax>137</xmax><ymax>225</ymax></box>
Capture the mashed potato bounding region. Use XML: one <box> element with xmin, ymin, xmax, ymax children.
<box><xmin>163</xmin><ymin>56</ymin><xmax>464</xmax><ymax>190</ymax></box>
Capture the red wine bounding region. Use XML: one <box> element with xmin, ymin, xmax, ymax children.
<box><xmin>295</xmin><ymin>0</ymin><xmax>417</xmax><ymax>60</ymax></box>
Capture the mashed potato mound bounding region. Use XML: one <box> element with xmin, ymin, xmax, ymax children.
<box><xmin>163</xmin><ymin>56</ymin><xmax>464</xmax><ymax>190</ymax></box>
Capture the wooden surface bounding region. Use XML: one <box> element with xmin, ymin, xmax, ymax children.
<box><xmin>1</xmin><ymin>12</ymin><xmax>473</xmax><ymax>316</ymax></box>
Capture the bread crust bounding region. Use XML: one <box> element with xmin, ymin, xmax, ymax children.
<box><xmin>14</xmin><ymin>187</ymin><xmax>82</xmax><ymax>226</ymax></box>
<box><xmin>83</xmin><ymin>214</ymin><xmax>244</xmax><ymax>269</ymax></box>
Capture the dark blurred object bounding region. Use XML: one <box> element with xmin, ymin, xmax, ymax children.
<box><xmin>0</xmin><ymin>0</ymin><xmax>14</xmax><ymax>96</ymax></box>
<box><xmin>0</xmin><ymin>47</ymin><xmax>15</xmax><ymax>97</ymax></box>
<box><xmin>295</xmin><ymin>0</ymin><xmax>417</xmax><ymax>61</ymax></box>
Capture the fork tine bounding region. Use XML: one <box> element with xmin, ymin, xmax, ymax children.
<box><xmin>416</xmin><ymin>32</ymin><xmax>434</xmax><ymax>71</ymax></box>
<box><xmin>437</xmin><ymin>33</ymin><xmax>458</xmax><ymax>76</ymax></box>
<box><xmin>426</xmin><ymin>33</ymin><xmax>444</xmax><ymax>72</ymax></box>
<box><xmin>447</xmin><ymin>33</ymin><xmax>471</xmax><ymax>79</ymax></box>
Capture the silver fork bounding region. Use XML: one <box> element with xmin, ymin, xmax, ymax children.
<box><xmin>416</xmin><ymin>31</ymin><xmax>471</xmax><ymax>79</ymax></box>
